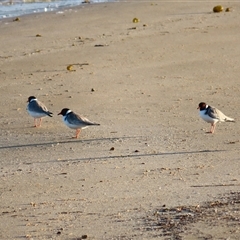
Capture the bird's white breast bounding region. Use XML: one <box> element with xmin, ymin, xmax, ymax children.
<box><xmin>63</xmin><ymin>117</ymin><xmax>75</xmax><ymax>129</ymax></box>
<box><xmin>199</xmin><ymin>110</ymin><xmax>218</xmax><ymax>124</ymax></box>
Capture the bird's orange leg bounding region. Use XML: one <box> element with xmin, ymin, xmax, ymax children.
<box><xmin>38</xmin><ymin>118</ymin><xmax>42</xmax><ymax>127</ymax></box>
<box><xmin>209</xmin><ymin>123</ymin><xmax>216</xmax><ymax>134</ymax></box>
<box><xmin>33</xmin><ymin>118</ymin><xmax>43</xmax><ymax>127</ymax></box>
<box><xmin>73</xmin><ymin>129</ymin><xmax>81</xmax><ymax>139</ymax></box>
<box><xmin>34</xmin><ymin>118</ymin><xmax>38</xmax><ymax>127</ymax></box>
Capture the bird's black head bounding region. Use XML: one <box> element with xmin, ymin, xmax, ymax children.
<box><xmin>28</xmin><ymin>96</ymin><xmax>36</xmax><ymax>102</ymax></box>
<box><xmin>58</xmin><ymin>108</ymin><xmax>70</xmax><ymax>116</ymax></box>
<box><xmin>198</xmin><ymin>102</ymin><xmax>207</xmax><ymax>110</ymax></box>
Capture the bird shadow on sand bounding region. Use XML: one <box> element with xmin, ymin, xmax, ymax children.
<box><xmin>0</xmin><ymin>136</ymin><xmax>140</xmax><ymax>150</ymax></box>
<box><xmin>33</xmin><ymin>149</ymin><xmax>226</xmax><ymax>164</ymax></box>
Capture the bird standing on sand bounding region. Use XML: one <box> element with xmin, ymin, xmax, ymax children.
<box><xmin>27</xmin><ymin>96</ymin><xmax>53</xmax><ymax>127</ymax></box>
<box><xmin>198</xmin><ymin>102</ymin><xmax>235</xmax><ymax>133</ymax></box>
<box><xmin>58</xmin><ymin>108</ymin><xmax>100</xmax><ymax>138</ymax></box>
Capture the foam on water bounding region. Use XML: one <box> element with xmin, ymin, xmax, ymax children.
<box><xmin>0</xmin><ymin>0</ymin><xmax>112</xmax><ymax>19</ymax></box>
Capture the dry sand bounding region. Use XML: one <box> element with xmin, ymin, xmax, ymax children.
<box><xmin>0</xmin><ymin>1</ymin><xmax>240</xmax><ymax>239</ymax></box>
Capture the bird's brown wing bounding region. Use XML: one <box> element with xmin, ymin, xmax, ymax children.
<box><xmin>206</xmin><ymin>106</ymin><xmax>220</xmax><ymax>120</ymax></box>
<box><xmin>68</xmin><ymin>112</ymin><xmax>99</xmax><ymax>126</ymax></box>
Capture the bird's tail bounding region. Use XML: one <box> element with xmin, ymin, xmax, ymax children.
<box><xmin>88</xmin><ymin>122</ymin><xmax>100</xmax><ymax>126</ymax></box>
<box><xmin>225</xmin><ymin>116</ymin><xmax>235</xmax><ymax>122</ymax></box>
<box><xmin>47</xmin><ymin>111</ymin><xmax>53</xmax><ymax>117</ymax></box>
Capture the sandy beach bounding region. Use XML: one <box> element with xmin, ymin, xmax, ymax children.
<box><xmin>0</xmin><ymin>1</ymin><xmax>240</xmax><ymax>239</ymax></box>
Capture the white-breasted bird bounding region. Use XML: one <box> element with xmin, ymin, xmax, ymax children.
<box><xmin>58</xmin><ymin>108</ymin><xmax>100</xmax><ymax>138</ymax></box>
<box><xmin>27</xmin><ymin>96</ymin><xmax>53</xmax><ymax>127</ymax></box>
<box><xmin>198</xmin><ymin>102</ymin><xmax>235</xmax><ymax>133</ymax></box>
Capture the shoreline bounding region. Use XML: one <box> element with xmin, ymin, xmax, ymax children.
<box><xmin>0</xmin><ymin>0</ymin><xmax>115</xmax><ymax>19</ymax></box>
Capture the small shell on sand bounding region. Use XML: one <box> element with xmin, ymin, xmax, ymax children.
<box><xmin>132</xmin><ymin>18</ymin><xmax>139</xmax><ymax>23</ymax></box>
<box><xmin>67</xmin><ymin>65</ymin><xmax>73</xmax><ymax>71</ymax></box>
<box><xmin>213</xmin><ymin>5</ymin><xmax>224</xmax><ymax>13</ymax></box>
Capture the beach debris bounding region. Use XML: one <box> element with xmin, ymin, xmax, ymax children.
<box><xmin>225</xmin><ymin>7</ymin><xmax>231</xmax><ymax>12</ymax></box>
<box><xmin>30</xmin><ymin>202</ymin><xmax>36</xmax><ymax>207</ymax></box>
<box><xmin>13</xmin><ymin>17</ymin><xmax>20</xmax><ymax>21</ymax></box>
<box><xmin>94</xmin><ymin>44</ymin><xmax>109</xmax><ymax>47</ymax></box>
<box><xmin>128</xmin><ymin>27</ymin><xmax>137</xmax><ymax>30</ymax></box>
<box><xmin>132</xmin><ymin>17</ymin><xmax>139</xmax><ymax>23</ymax></box>
<box><xmin>82</xmin><ymin>0</ymin><xmax>90</xmax><ymax>3</ymax></box>
<box><xmin>110</xmin><ymin>147</ymin><xmax>115</xmax><ymax>151</ymax></box>
<box><xmin>67</xmin><ymin>65</ymin><xmax>74</xmax><ymax>71</ymax></box>
<box><xmin>36</xmin><ymin>34</ymin><xmax>42</xmax><ymax>37</ymax></box>
<box><xmin>213</xmin><ymin>5</ymin><xmax>224</xmax><ymax>13</ymax></box>
<box><xmin>91</xmin><ymin>88</ymin><xmax>95</xmax><ymax>92</ymax></box>
<box><xmin>67</xmin><ymin>63</ymin><xmax>89</xmax><ymax>71</ymax></box>
<box><xmin>76</xmin><ymin>36</ymin><xmax>94</xmax><ymax>43</ymax></box>
<box><xmin>227</xmin><ymin>140</ymin><xmax>239</xmax><ymax>144</ymax></box>
<box><xmin>145</xmin><ymin>192</ymin><xmax>240</xmax><ymax>239</ymax></box>
<box><xmin>79</xmin><ymin>63</ymin><xmax>89</xmax><ymax>67</ymax></box>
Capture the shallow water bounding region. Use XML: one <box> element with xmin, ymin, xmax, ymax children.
<box><xmin>0</xmin><ymin>0</ymin><xmax>112</xmax><ymax>19</ymax></box>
